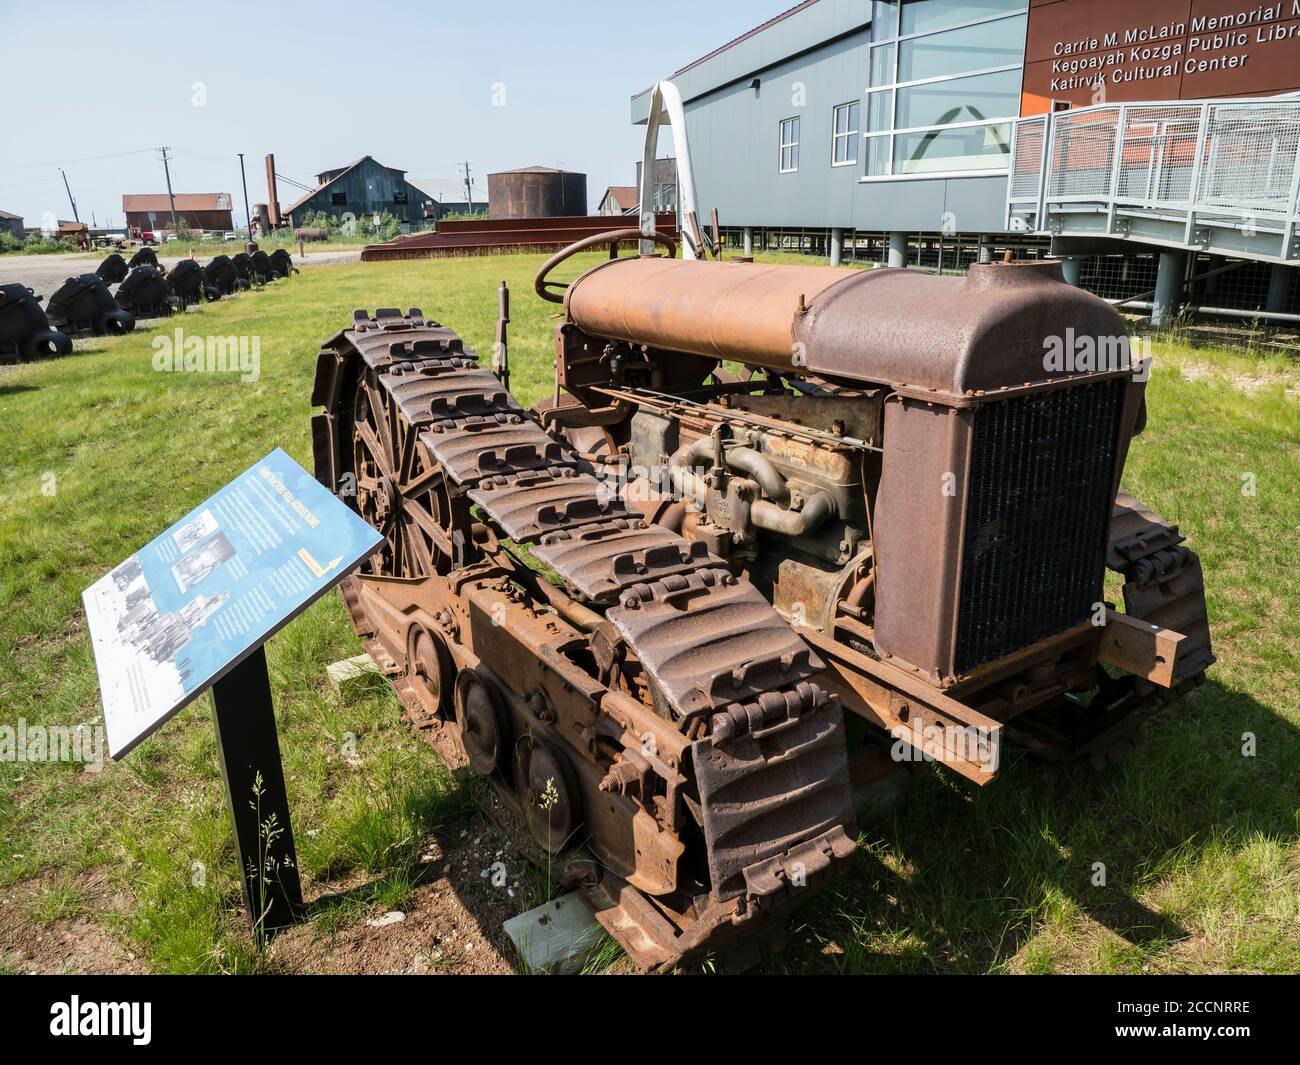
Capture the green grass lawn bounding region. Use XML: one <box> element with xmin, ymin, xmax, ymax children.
<box><xmin>0</xmin><ymin>252</ymin><xmax>1296</xmax><ymax>974</ymax></box>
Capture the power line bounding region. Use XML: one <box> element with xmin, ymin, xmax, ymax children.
<box><xmin>0</xmin><ymin>174</ymin><xmax>65</xmax><ymax>193</ymax></box>
<box><xmin>403</xmin><ymin>162</ymin><xmax>472</xmax><ymax>176</ymax></box>
<box><xmin>0</xmin><ymin>147</ymin><xmax>157</xmax><ymax>172</ymax></box>
<box><xmin>275</xmin><ymin>172</ymin><xmax>314</xmax><ymax>192</ymax></box>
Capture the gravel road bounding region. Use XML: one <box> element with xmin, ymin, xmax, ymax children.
<box><xmin>0</xmin><ymin>248</ymin><xmax>362</xmax><ymax>302</ymax></box>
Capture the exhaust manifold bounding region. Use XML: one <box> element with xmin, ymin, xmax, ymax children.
<box><xmin>667</xmin><ymin>436</ymin><xmax>835</xmax><ymax>538</ymax></box>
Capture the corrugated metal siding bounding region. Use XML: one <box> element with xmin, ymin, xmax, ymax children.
<box><xmin>683</xmin><ymin>33</ymin><xmax>867</xmax><ymax>229</ymax></box>
<box><xmin>631</xmin><ymin>0</ymin><xmax>869</xmax><ymax>113</ymax></box>
<box><xmin>288</xmin><ymin>158</ymin><xmax>431</xmax><ymax>224</ymax></box>
<box><xmin>124</xmin><ymin>209</ymin><xmax>234</xmax><ymax>231</ymax></box>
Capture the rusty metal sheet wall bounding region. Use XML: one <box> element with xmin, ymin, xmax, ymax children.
<box><xmin>488</xmin><ymin>170</ymin><xmax>587</xmax><ymax>219</ymax></box>
<box><xmin>361</xmin><ymin>214</ymin><xmax>678</xmax><ymax>261</ymax></box>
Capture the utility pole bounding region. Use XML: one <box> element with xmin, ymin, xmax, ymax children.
<box><xmin>59</xmin><ymin>168</ymin><xmax>79</xmax><ymax>223</ymax></box>
<box><xmin>238</xmin><ymin>153</ymin><xmax>253</xmax><ymax>242</ymax></box>
<box><xmin>158</xmin><ymin>146</ymin><xmax>179</xmax><ymax>232</ymax></box>
<box><xmin>463</xmin><ymin>161</ymin><xmax>472</xmax><ymax>211</ymax></box>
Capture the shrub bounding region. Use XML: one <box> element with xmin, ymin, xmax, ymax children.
<box><xmin>0</xmin><ymin>232</ymin><xmax>78</xmax><ymax>255</ymax></box>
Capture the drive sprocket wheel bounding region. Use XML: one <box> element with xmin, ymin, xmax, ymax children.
<box><xmin>351</xmin><ymin>363</ymin><xmax>455</xmax><ymax>579</ymax></box>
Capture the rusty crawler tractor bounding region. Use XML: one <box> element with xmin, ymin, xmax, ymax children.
<box><xmin>204</xmin><ymin>254</ymin><xmax>245</xmax><ymax>296</ymax></box>
<box><xmin>115</xmin><ymin>266</ymin><xmax>175</xmax><ymax>319</ymax></box>
<box><xmin>126</xmin><ymin>245</ymin><xmax>159</xmax><ymax>270</ymax></box>
<box><xmin>46</xmin><ymin>274</ymin><xmax>134</xmax><ymax>336</ymax></box>
<box><xmin>311</xmin><ymin>84</ymin><xmax>1212</xmax><ymax>970</ymax></box>
<box><xmin>0</xmin><ymin>283</ymin><xmax>72</xmax><ymax>363</ymax></box>
<box><xmin>268</xmin><ymin>248</ymin><xmax>297</xmax><ymax>278</ymax></box>
<box><xmin>250</xmin><ymin>250</ymin><xmax>277</xmax><ymax>283</ymax></box>
<box><xmin>231</xmin><ymin>251</ymin><xmax>265</xmax><ymax>288</ymax></box>
<box><xmin>96</xmin><ymin>252</ymin><xmax>129</xmax><ymax>285</ymax></box>
<box><xmin>167</xmin><ymin>259</ymin><xmax>220</xmax><ymax>307</ymax></box>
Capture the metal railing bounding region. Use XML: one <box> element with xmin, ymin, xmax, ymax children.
<box><xmin>1006</xmin><ymin>96</ymin><xmax>1300</xmax><ymax>262</ymax></box>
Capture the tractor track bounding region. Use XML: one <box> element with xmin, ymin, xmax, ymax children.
<box><xmin>310</xmin><ymin>307</ymin><xmax>856</xmax><ymax>967</ymax></box>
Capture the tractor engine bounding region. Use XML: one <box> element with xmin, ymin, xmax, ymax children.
<box><xmin>550</xmin><ymin>255</ymin><xmax>1213</xmax><ymax>772</ymax></box>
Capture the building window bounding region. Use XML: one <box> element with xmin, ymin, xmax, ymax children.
<box><xmin>866</xmin><ymin>90</ymin><xmax>893</xmax><ymax>132</ymax></box>
<box><xmin>894</xmin><ymin>68</ymin><xmax>1022</xmax><ymax>130</ymax></box>
<box><xmin>892</xmin><ymin>122</ymin><xmax>1012</xmax><ymax>175</ymax></box>
<box><xmin>901</xmin><ymin>0</ymin><xmax>1025</xmax><ymax>36</ymax></box>
<box><xmin>330</xmin><ymin>191</ymin><xmax>347</xmax><ymax>206</ymax></box>
<box><xmin>869</xmin><ymin>42</ymin><xmax>895</xmax><ymax>87</ymax></box>
<box><xmin>832</xmin><ymin>102</ymin><xmax>860</xmax><ymax>165</ymax></box>
<box><xmin>871</xmin><ymin>0</ymin><xmax>899</xmax><ymax>40</ymax></box>
<box><xmin>779</xmin><ymin>117</ymin><xmax>800</xmax><ymax>173</ymax></box>
<box><xmin>393</xmin><ymin>190</ymin><xmax>408</xmax><ymax>205</ymax></box>
<box><xmin>862</xmin><ymin>0</ymin><xmax>1026</xmax><ymax>179</ymax></box>
<box><xmin>897</xmin><ymin>14</ymin><xmax>1027</xmax><ymax>82</ymax></box>
<box><xmin>864</xmin><ymin>133</ymin><xmax>891</xmax><ymax>176</ymax></box>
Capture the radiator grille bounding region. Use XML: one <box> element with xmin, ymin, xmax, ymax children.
<box><xmin>954</xmin><ymin>378</ymin><xmax>1125</xmax><ymax>674</ymax></box>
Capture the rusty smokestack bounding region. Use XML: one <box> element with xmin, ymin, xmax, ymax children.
<box><xmin>265</xmin><ymin>154</ymin><xmax>281</xmax><ymax>228</ymax></box>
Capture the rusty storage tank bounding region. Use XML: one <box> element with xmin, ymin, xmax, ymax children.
<box><xmin>487</xmin><ymin>166</ymin><xmax>586</xmax><ymax>219</ymax></box>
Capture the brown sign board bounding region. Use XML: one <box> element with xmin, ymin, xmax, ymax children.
<box><xmin>1022</xmin><ymin>0</ymin><xmax>1300</xmax><ymax>113</ymax></box>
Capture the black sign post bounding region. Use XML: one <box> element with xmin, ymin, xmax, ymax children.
<box><xmin>83</xmin><ymin>451</ymin><xmax>382</xmax><ymax>941</ymax></box>
<box><xmin>210</xmin><ymin>644</ymin><xmax>303</xmax><ymax>935</ymax></box>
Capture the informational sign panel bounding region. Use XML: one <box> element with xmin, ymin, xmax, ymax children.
<box><xmin>84</xmin><ymin>448</ymin><xmax>382</xmax><ymax>759</ymax></box>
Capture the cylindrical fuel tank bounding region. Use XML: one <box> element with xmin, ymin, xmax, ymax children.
<box><xmin>488</xmin><ymin>168</ymin><xmax>586</xmax><ymax>219</ymax></box>
<box><xmin>564</xmin><ymin>258</ymin><xmax>1127</xmax><ymax>399</ymax></box>
<box><xmin>565</xmin><ymin>257</ymin><xmax>846</xmax><ymax>366</ymax></box>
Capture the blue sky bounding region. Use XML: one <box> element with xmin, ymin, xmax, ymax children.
<box><xmin>0</xmin><ymin>0</ymin><xmax>773</xmax><ymax>227</ymax></box>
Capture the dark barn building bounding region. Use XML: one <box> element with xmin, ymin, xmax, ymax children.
<box><xmin>122</xmin><ymin>193</ymin><xmax>234</xmax><ymax>233</ymax></box>
<box><xmin>0</xmin><ymin>208</ymin><xmax>23</xmax><ymax>239</ymax></box>
<box><xmin>284</xmin><ymin>156</ymin><xmax>435</xmax><ymax>227</ymax></box>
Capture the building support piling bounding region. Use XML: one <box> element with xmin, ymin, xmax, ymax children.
<box><xmin>1151</xmin><ymin>250</ymin><xmax>1189</xmax><ymax>329</ymax></box>
<box><xmin>887</xmin><ymin>231</ymin><xmax>907</xmax><ymax>269</ymax></box>
<box><xmin>1266</xmin><ymin>262</ymin><xmax>1294</xmax><ymax>314</ymax></box>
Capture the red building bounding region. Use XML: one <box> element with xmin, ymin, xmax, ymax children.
<box><xmin>122</xmin><ymin>192</ymin><xmax>234</xmax><ymax>233</ymax></box>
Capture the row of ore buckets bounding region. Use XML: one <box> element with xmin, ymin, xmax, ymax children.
<box><xmin>0</xmin><ymin>246</ymin><xmax>298</xmax><ymax>363</ymax></box>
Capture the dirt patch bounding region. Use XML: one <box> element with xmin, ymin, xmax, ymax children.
<box><xmin>1176</xmin><ymin>359</ymin><xmax>1297</xmax><ymax>397</ymax></box>
<box><xmin>2</xmin><ymin>788</ymin><xmax>609</xmax><ymax>975</ymax></box>
<box><xmin>1146</xmin><ymin>318</ymin><xmax>1300</xmax><ymax>360</ymax></box>
<box><xmin>269</xmin><ymin>813</ymin><xmax>534</xmax><ymax>975</ymax></box>
<box><xmin>0</xmin><ymin>869</ymin><xmax>148</xmax><ymax>975</ymax></box>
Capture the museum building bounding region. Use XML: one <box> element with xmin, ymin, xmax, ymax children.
<box><xmin>633</xmin><ymin>0</ymin><xmax>1300</xmax><ymax>321</ymax></box>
